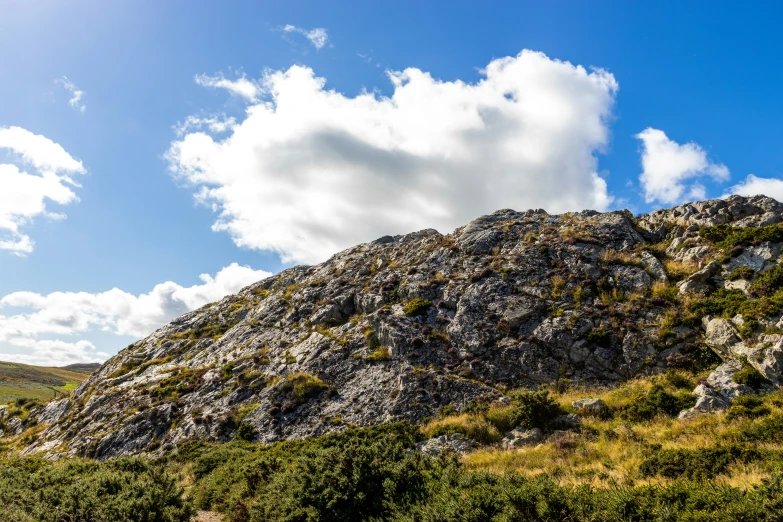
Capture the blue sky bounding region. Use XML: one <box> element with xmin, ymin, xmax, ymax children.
<box><xmin>1</xmin><ymin>0</ymin><xmax>782</xmax><ymax>365</ymax></box>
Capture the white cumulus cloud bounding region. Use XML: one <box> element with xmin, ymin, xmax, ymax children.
<box><xmin>2</xmin><ymin>339</ymin><xmax>107</xmax><ymax>367</ymax></box>
<box><xmin>0</xmin><ymin>263</ymin><xmax>272</xmax><ymax>365</ymax></box>
<box><xmin>56</xmin><ymin>76</ymin><xmax>86</xmax><ymax>113</ymax></box>
<box><xmin>724</xmin><ymin>174</ymin><xmax>783</xmax><ymax>202</ymax></box>
<box><xmin>195</xmin><ymin>73</ymin><xmax>261</xmax><ymax>102</ymax></box>
<box><xmin>636</xmin><ymin>128</ymin><xmax>729</xmax><ymax>205</ymax></box>
<box><xmin>282</xmin><ymin>24</ymin><xmax>329</xmax><ymax>50</ymax></box>
<box><xmin>0</xmin><ymin>126</ymin><xmax>85</xmax><ymax>255</ymax></box>
<box><xmin>168</xmin><ymin>50</ymin><xmax>618</xmax><ymax>264</ymax></box>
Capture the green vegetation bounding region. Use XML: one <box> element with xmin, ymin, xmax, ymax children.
<box><xmin>276</xmin><ymin>372</ymin><xmax>329</xmax><ymax>406</ymax></box>
<box><xmin>149</xmin><ymin>366</ymin><xmax>207</xmax><ymax>402</ymax></box>
<box><xmin>727</xmin><ymin>266</ymin><xmax>755</xmax><ymax>281</ymax></box>
<box><xmin>174</xmin><ymin>415</ymin><xmax>783</xmax><ymax>522</ymax></box>
<box><xmin>403</xmin><ymin>298</ymin><xmax>432</xmax><ymax>317</ymax></box>
<box><xmin>733</xmin><ymin>357</ymin><xmax>771</xmax><ymax>389</ymax></box>
<box><xmin>365</xmin><ymin>347</ymin><xmax>392</xmax><ymax>362</ymax></box>
<box><xmin>639</xmin><ymin>444</ymin><xmax>763</xmax><ymax>480</ymax></box>
<box><xmin>619</xmin><ymin>383</ymin><xmax>695</xmax><ymax>422</ymax></box>
<box><xmin>726</xmin><ymin>394</ymin><xmax>772</xmax><ymax>421</ymax></box>
<box><xmin>0</xmin><ymin>361</ymin><xmax>93</xmax><ymax>404</ymax></box>
<box><xmin>422</xmin><ymin>390</ymin><xmax>563</xmax><ymax>445</ymax></box>
<box><xmin>700</xmin><ymin>223</ymin><xmax>783</xmax><ymax>249</ymax></box>
<box><xmin>5</xmin><ymin>371</ymin><xmax>783</xmax><ymax>521</ymax></box>
<box><xmin>0</xmin><ymin>456</ymin><xmax>193</xmax><ymax>521</ymax></box>
<box><xmin>750</xmin><ymin>263</ymin><xmax>783</xmax><ymax>296</ymax></box>
<box><xmin>688</xmin><ymin>286</ymin><xmax>783</xmax><ymax>325</ymax></box>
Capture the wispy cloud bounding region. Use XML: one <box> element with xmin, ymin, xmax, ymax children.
<box><xmin>281</xmin><ymin>24</ymin><xmax>329</xmax><ymax>50</ymax></box>
<box><xmin>0</xmin><ymin>126</ymin><xmax>86</xmax><ymax>256</ymax></box>
<box><xmin>56</xmin><ymin>76</ymin><xmax>86</xmax><ymax>113</ymax></box>
<box><xmin>174</xmin><ymin>114</ymin><xmax>237</xmax><ymax>137</ymax></box>
<box><xmin>195</xmin><ymin>73</ymin><xmax>261</xmax><ymax>102</ymax></box>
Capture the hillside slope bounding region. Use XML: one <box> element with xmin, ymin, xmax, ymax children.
<box><xmin>0</xmin><ymin>361</ymin><xmax>96</xmax><ymax>404</ymax></box>
<box><xmin>11</xmin><ymin>195</ymin><xmax>783</xmax><ymax>459</ymax></box>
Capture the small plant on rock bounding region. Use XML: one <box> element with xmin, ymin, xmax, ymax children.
<box><xmin>403</xmin><ymin>298</ymin><xmax>432</xmax><ymax>317</ymax></box>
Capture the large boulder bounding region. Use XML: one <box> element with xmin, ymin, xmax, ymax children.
<box><xmin>502</xmin><ymin>427</ymin><xmax>544</xmax><ymax>449</ymax></box>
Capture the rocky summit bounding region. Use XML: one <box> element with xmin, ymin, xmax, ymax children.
<box><xmin>11</xmin><ymin>195</ymin><xmax>783</xmax><ymax>459</ymax></box>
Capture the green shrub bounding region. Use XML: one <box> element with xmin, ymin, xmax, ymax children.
<box><xmin>180</xmin><ymin>424</ymin><xmax>783</xmax><ymax>522</ymax></box>
<box><xmin>365</xmin><ymin>347</ymin><xmax>392</xmax><ymax>362</ymax></box>
<box><xmin>424</xmin><ymin>416</ymin><xmax>501</xmax><ymax>445</ymax></box>
<box><xmin>733</xmin><ymin>413</ymin><xmax>783</xmax><ymax>443</ymax></box>
<box><xmin>235</xmin><ymin>423</ymin><xmax>256</xmax><ymax>442</ymax></box>
<box><xmin>364</xmin><ymin>328</ymin><xmax>381</xmax><ymax>350</ymax></box>
<box><xmin>186</xmin><ymin>423</ymin><xmax>424</xmax><ymax>520</ymax></box>
<box><xmin>507</xmin><ymin>389</ymin><xmax>564</xmax><ymax>430</ymax></box>
<box><xmin>664</xmin><ymin>369</ymin><xmax>695</xmax><ymax>390</ymax></box>
<box><xmin>726</xmin><ymin>394</ymin><xmax>771</xmax><ymax>421</ymax></box>
<box><xmin>727</xmin><ymin>266</ymin><xmax>755</xmax><ymax>281</ymax></box>
<box><xmin>462</xmin><ymin>399</ymin><xmax>490</xmax><ymax>415</ymax></box>
<box><xmin>750</xmin><ymin>263</ymin><xmax>783</xmax><ymax>297</ymax></box>
<box><xmin>403</xmin><ymin>298</ymin><xmax>432</xmax><ymax>317</ymax></box>
<box><xmin>688</xmin><ymin>287</ymin><xmax>783</xmax><ymax>322</ymax></box>
<box><xmin>620</xmin><ymin>384</ymin><xmax>695</xmax><ymax>422</ymax></box>
<box><xmin>733</xmin><ymin>357</ymin><xmax>771</xmax><ymax>389</ymax></box>
<box><xmin>700</xmin><ymin>224</ymin><xmax>783</xmax><ymax>249</ymax></box>
<box><xmin>639</xmin><ymin>444</ymin><xmax>762</xmax><ymax>480</ymax></box>
<box><xmin>276</xmin><ymin>373</ymin><xmax>329</xmax><ymax>405</ymax></box>
<box><xmin>0</xmin><ymin>457</ymin><xmax>193</xmax><ymax>521</ymax></box>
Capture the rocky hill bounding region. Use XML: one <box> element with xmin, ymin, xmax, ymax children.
<box><xmin>8</xmin><ymin>195</ymin><xmax>783</xmax><ymax>459</ymax></box>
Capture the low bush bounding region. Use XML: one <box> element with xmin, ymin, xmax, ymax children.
<box><xmin>700</xmin><ymin>223</ymin><xmax>783</xmax><ymax>249</ymax></box>
<box><xmin>750</xmin><ymin>263</ymin><xmax>783</xmax><ymax>297</ymax></box>
<box><xmin>652</xmin><ymin>281</ymin><xmax>679</xmax><ymax>302</ymax></box>
<box><xmin>727</xmin><ymin>266</ymin><xmax>755</xmax><ymax>281</ymax></box>
<box><xmin>365</xmin><ymin>347</ymin><xmax>392</xmax><ymax>362</ymax></box>
<box><xmin>619</xmin><ymin>384</ymin><xmax>694</xmax><ymax>422</ymax></box>
<box><xmin>0</xmin><ymin>456</ymin><xmax>193</xmax><ymax>521</ymax></box>
<box><xmin>276</xmin><ymin>373</ymin><xmax>329</xmax><ymax>406</ymax></box>
<box><xmin>507</xmin><ymin>389</ymin><xmax>564</xmax><ymax>430</ymax></box>
<box><xmin>639</xmin><ymin>444</ymin><xmax>762</xmax><ymax>480</ymax></box>
<box><xmin>732</xmin><ymin>413</ymin><xmax>783</xmax><ymax>444</ymax></box>
<box><xmin>726</xmin><ymin>394</ymin><xmax>772</xmax><ymax>421</ymax></box>
<box><xmin>733</xmin><ymin>357</ymin><xmax>771</xmax><ymax>389</ymax></box>
<box><xmin>403</xmin><ymin>298</ymin><xmax>432</xmax><ymax>317</ymax></box>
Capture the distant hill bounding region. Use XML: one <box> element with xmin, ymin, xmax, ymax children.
<box><xmin>60</xmin><ymin>363</ymin><xmax>101</xmax><ymax>373</ymax></box>
<box><xmin>0</xmin><ymin>361</ymin><xmax>97</xmax><ymax>404</ymax></box>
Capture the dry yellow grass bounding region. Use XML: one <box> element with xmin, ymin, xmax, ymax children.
<box><xmin>422</xmin><ymin>414</ymin><xmax>501</xmax><ymax>444</ymax></box>
<box><xmin>459</xmin><ymin>379</ymin><xmax>783</xmax><ymax>488</ymax></box>
<box><xmin>600</xmin><ymin>249</ymin><xmax>640</xmax><ymax>266</ymax></box>
<box><xmin>663</xmin><ymin>259</ymin><xmax>698</xmax><ymax>280</ymax></box>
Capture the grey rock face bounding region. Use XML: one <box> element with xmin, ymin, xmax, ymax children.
<box><xmin>15</xmin><ymin>196</ymin><xmax>783</xmax><ymax>458</ymax></box>
<box><xmin>703</xmin><ymin>318</ymin><xmax>741</xmax><ymax>358</ymax></box>
<box><xmin>416</xmin><ymin>434</ymin><xmax>476</xmax><ymax>455</ymax></box>
<box><xmin>502</xmin><ymin>427</ymin><xmax>543</xmax><ymax>449</ymax></box>
<box><xmin>552</xmin><ymin>413</ymin><xmax>582</xmax><ymax>430</ymax></box>
<box><xmin>35</xmin><ymin>398</ymin><xmax>71</xmax><ymax>426</ymax></box>
<box><xmin>571</xmin><ymin>398</ymin><xmax>607</xmax><ymax>414</ymax></box>
<box><xmin>640</xmin><ymin>251</ymin><xmax>668</xmax><ymax>282</ymax></box>
<box><xmin>679</xmin><ymin>261</ymin><xmax>722</xmax><ymax>294</ymax></box>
